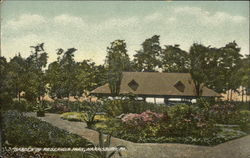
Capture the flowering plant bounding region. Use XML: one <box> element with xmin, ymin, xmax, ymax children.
<box><xmin>121</xmin><ymin>110</ymin><xmax>164</xmax><ymax>126</ymax></box>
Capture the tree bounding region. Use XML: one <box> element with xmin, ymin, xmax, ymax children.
<box><xmin>24</xmin><ymin>43</ymin><xmax>48</xmax><ymax>102</ymax></box>
<box><xmin>75</xmin><ymin>60</ymin><xmax>107</xmax><ymax>98</ymax></box>
<box><xmin>219</xmin><ymin>41</ymin><xmax>242</xmax><ymax>100</ymax></box>
<box><xmin>7</xmin><ymin>54</ymin><xmax>26</xmax><ymax>102</ymax></box>
<box><xmin>105</xmin><ymin>40</ymin><xmax>131</xmax><ymax>95</ymax></box>
<box><xmin>46</xmin><ymin>61</ymin><xmax>63</xmax><ymax>99</ymax></box>
<box><xmin>161</xmin><ymin>44</ymin><xmax>189</xmax><ymax>72</ymax></box>
<box><xmin>133</xmin><ymin>35</ymin><xmax>161</xmax><ymax>72</ymax></box>
<box><xmin>188</xmin><ymin>41</ymin><xmax>242</xmax><ymax>97</ymax></box>
<box><xmin>189</xmin><ymin>43</ymin><xmax>210</xmax><ymax>96</ymax></box>
<box><xmin>0</xmin><ymin>57</ymin><xmax>13</xmax><ymax>156</ymax></box>
<box><xmin>47</xmin><ymin>48</ymin><xmax>76</xmax><ymax>99</ymax></box>
<box><xmin>237</xmin><ymin>55</ymin><xmax>250</xmax><ymax>102</ymax></box>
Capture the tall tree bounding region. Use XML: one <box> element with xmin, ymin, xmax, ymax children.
<box><xmin>105</xmin><ymin>40</ymin><xmax>131</xmax><ymax>95</ymax></box>
<box><xmin>188</xmin><ymin>41</ymin><xmax>242</xmax><ymax>97</ymax></box>
<box><xmin>0</xmin><ymin>57</ymin><xmax>13</xmax><ymax>156</ymax></box>
<box><xmin>161</xmin><ymin>44</ymin><xmax>189</xmax><ymax>72</ymax></box>
<box><xmin>46</xmin><ymin>61</ymin><xmax>63</xmax><ymax>99</ymax></box>
<box><xmin>133</xmin><ymin>35</ymin><xmax>161</xmax><ymax>72</ymax></box>
<box><xmin>75</xmin><ymin>60</ymin><xmax>107</xmax><ymax>98</ymax></box>
<box><xmin>220</xmin><ymin>41</ymin><xmax>242</xmax><ymax>99</ymax></box>
<box><xmin>7</xmin><ymin>54</ymin><xmax>26</xmax><ymax>102</ymax></box>
<box><xmin>47</xmin><ymin>48</ymin><xmax>78</xmax><ymax>99</ymax></box>
<box><xmin>24</xmin><ymin>43</ymin><xmax>48</xmax><ymax>101</ymax></box>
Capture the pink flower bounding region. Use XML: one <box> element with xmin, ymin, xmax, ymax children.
<box><xmin>121</xmin><ymin>110</ymin><xmax>164</xmax><ymax>126</ymax></box>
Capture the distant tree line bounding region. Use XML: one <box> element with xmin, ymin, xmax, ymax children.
<box><xmin>0</xmin><ymin>35</ymin><xmax>249</xmax><ymax>105</ymax></box>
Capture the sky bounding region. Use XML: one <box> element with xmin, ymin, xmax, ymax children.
<box><xmin>1</xmin><ymin>1</ymin><xmax>249</xmax><ymax>65</ymax></box>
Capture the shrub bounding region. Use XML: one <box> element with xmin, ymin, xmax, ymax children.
<box><xmin>60</xmin><ymin>112</ymin><xmax>85</xmax><ymax>122</ymax></box>
<box><xmin>103</xmin><ymin>104</ymin><xmax>219</xmax><ymax>142</ymax></box>
<box><xmin>48</xmin><ymin>100</ymin><xmax>70</xmax><ymax>114</ymax></box>
<box><xmin>11</xmin><ymin>99</ymin><xmax>34</xmax><ymax>112</ymax></box>
<box><xmin>86</xmin><ymin>131</ymin><xmax>126</xmax><ymax>158</ymax></box>
<box><xmin>3</xmin><ymin>110</ymin><xmax>92</xmax><ymax>147</ymax></box>
<box><xmin>237</xmin><ymin>110</ymin><xmax>250</xmax><ymax>133</ymax></box>
<box><xmin>78</xmin><ymin>101</ymin><xmax>104</xmax><ymax>128</ymax></box>
<box><xmin>104</xmin><ymin>99</ymin><xmax>167</xmax><ymax>117</ymax></box>
<box><xmin>209</xmin><ymin>103</ymin><xmax>250</xmax><ymax>128</ymax></box>
<box><xmin>60</xmin><ymin>112</ymin><xmax>108</xmax><ymax>122</ymax></box>
<box><xmin>98</xmin><ymin>101</ymin><xmax>247</xmax><ymax>146</ymax></box>
<box><xmin>121</xmin><ymin>110</ymin><xmax>164</xmax><ymax>126</ymax></box>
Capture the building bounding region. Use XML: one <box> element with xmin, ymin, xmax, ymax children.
<box><xmin>91</xmin><ymin>72</ymin><xmax>220</xmax><ymax>104</ymax></box>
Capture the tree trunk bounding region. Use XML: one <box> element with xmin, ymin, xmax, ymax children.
<box><xmin>18</xmin><ymin>91</ymin><xmax>21</xmax><ymax>103</ymax></box>
<box><xmin>230</xmin><ymin>89</ymin><xmax>233</xmax><ymax>101</ymax></box>
<box><xmin>194</xmin><ymin>81</ymin><xmax>201</xmax><ymax>97</ymax></box>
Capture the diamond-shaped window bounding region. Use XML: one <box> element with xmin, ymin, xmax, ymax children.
<box><xmin>128</xmin><ymin>79</ymin><xmax>139</xmax><ymax>91</ymax></box>
<box><xmin>174</xmin><ymin>81</ymin><xmax>185</xmax><ymax>92</ymax></box>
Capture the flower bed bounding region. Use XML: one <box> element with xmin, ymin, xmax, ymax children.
<box><xmin>60</xmin><ymin>112</ymin><xmax>108</xmax><ymax>122</ymax></box>
<box><xmin>3</xmin><ymin>111</ymin><xmax>92</xmax><ymax>147</ymax></box>
<box><xmin>94</xmin><ymin>103</ymin><xmax>248</xmax><ymax>146</ymax></box>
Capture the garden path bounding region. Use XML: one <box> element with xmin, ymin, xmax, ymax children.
<box><xmin>26</xmin><ymin>113</ymin><xmax>250</xmax><ymax>158</ymax></box>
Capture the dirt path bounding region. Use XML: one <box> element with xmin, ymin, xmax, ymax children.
<box><xmin>26</xmin><ymin>113</ymin><xmax>250</xmax><ymax>158</ymax></box>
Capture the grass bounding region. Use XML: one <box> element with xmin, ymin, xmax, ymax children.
<box><xmin>60</xmin><ymin>112</ymin><xmax>108</xmax><ymax>122</ymax></box>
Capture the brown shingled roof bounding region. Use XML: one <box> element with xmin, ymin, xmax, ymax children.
<box><xmin>91</xmin><ymin>72</ymin><xmax>220</xmax><ymax>97</ymax></box>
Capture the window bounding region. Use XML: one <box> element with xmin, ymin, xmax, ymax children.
<box><xmin>174</xmin><ymin>81</ymin><xmax>185</xmax><ymax>92</ymax></box>
<box><xmin>128</xmin><ymin>79</ymin><xmax>139</xmax><ymax>91</ymax></box>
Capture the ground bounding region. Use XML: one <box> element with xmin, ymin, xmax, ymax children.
<box><xmin>26</xmin><ymin>113</ymin><xmax>250</xmax><ymax>158</ymax></box>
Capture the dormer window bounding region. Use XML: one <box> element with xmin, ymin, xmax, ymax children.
<box><xmin>174</xmin><ymin>81</ymin><xmax>185</xmax><ymax>92</ymax></box>
<box><xmin>128</xmin><ymin>79</ymin><xmax>139</xmax><ymax>91</ymax></box>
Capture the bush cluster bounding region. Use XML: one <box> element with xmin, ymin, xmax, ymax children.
<box><xmin>116</xmin><ymin>105</ymin><xmax>218</xmax><ymax>142</ymax></box>
<box><xmin>3</xmin><ymin>111</ymin><xmax>92</xmax><ymax>147</ymax></box>
<box><xmin>97</xmin><ymin>100</ymin><xmax>249</xmax><ymax>145</ymax></box>
<box><xmin>103</xmin><ymin>99</ymin><xmax>167</xmax><ymax>117</ymax></box>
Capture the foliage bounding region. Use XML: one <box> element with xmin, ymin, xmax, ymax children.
<box><xmin>0</xmin><ymin>57</ymin><xmax>13</xmax><ymax>112</ymax></box>
<box><xmin>60</xmin><ymin>112</ymin><xmax>108</xmax><ymax>122</ymax></box>
<box><xmin>11</xmin><ymin>99</ymin><xmax>33</xmax><ymax>112</ymax></box>
<box><xmin>161</xmin><ymin>45</ymin><xmax>189</xmax><ymax>72</ymax></box>
<box><xmin>47</xmin><ymin>48</ymin><xmax>107</xmax><ymax>99</ymax></box>
<box><xmin>78</xmin><ymin>101</ymin><xmax>104</xmax><ymax>128</ymax></box>
<box><xmin>86</xmin><ymin>131</ymin><xmax>126</xmax><ymax>158</ymax></box>
<box><xmin>0</xmin><ymin>56</ymin><xmax>13</xmax><ymax>156</ymax></box>
<box><xmin>121</xmin><ymin>110</ymin><xmax>164</xmax><ymax>125</ymax></box>
<box><xmin>97</xmin><ymin>101</ymin><xmax>250</xmax><ymax>145</ymax></box>
<box><xmin>24</xmin><ymin>43</ymin><xmax>48</xmax><ymax>102</ymax></box>
<box><xmin>33</xmin><ymin>101</ymin><xmax>52</xmax><ymax>117</ymax></box>
<box><xmin>60</xmin><ymin>112</ymin><xmax>85</xmax><ymax>121</ymax></box>
<box><xmin>6</xmin><ymin>53</ymin><xmax>26</xmax><ymax>99</ymax></box>
<box><xmin>189</xmin><ymin>42</ymin><xmax>242</xmax><ymax>96</ymax></box>
<box><xmin>103</xmin><ymin>99</ymin><xmax>167</xmax><ymax>117</ymax></box>
<box><xmin>105</xmin><ymin>40</ymin><xmax>131</xmax><ymax>95</ymax></box>
<box><xmin>3</xmin><ymin>111</ymin><xmax>92</xmax><ymax>147</ymax></box>
<box><xmin>133</xmin><ymin>35</ymin><xmax>161</xmax><ymax>72</ymax></box>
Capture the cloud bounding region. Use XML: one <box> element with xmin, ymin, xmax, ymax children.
<box><xmin>53</xmin><ymin>14</ymin><xmax>86</xmax><ymax>28</ymax></box>
<box><xmin>205</xmin><ymin>12</ymin><xmax>246</xmax><ymax>25</ymax></box>
<box><xmin>5</xmin><ymin>14</ymin><xmax>47</xmax><ymax>30</ymax></box>
<box><xmin>174</xmin><ymin>6</ymin><xmax>246</xmax><ymax>26</ymax></box>
<box><xmin>145</xmin><ymin>12</ymin><xmax>162</xmax><ymax>21</ymax></box>
<box><xmin>2</xmin><ymin>9</ymin><xmax>249</xmax><ymax>65</ymax></box>
<box><xmin>100</xmin><ymin>16</ymin><xmax>139</xmax><ymax>30</ymax></box>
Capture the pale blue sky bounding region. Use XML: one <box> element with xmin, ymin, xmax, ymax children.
<box><xmin>1</xmin><ymin>1</ymin><xmax>249</xmax><ymax>64</ymax></box>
